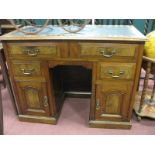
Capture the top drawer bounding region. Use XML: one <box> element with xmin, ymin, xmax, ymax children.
<box><xmin>70</xmin><ymin>42</ymin><xmax>138</xmax><ymax>60</ymax></box>
<box><xmin>6</xmin><ymin>42</ymin><xmax>68</xmax><ymax>59</ymax></box>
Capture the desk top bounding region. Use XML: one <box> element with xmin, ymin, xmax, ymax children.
<box><xmin>0</xmin><ymin>25</ymin><xmax>147</xmax><ymax>42</ymax></box>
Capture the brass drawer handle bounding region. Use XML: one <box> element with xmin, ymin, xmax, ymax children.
<box><xmin>108</xmin><ymin>70</ymin><xmax>125</xmax><ymax>78</ymax></box>
<box><xmin>23</xmin><ymin>49</ymin><xmax>39</xmax><ymax>56</ymax></box>
<box><xmin>43</xmin><ymin>96</ymin><xmax>49</xmax><ymax>107</ymax></box>
<box><xmin>96</xmin><ymin>99</ymin><xmax>100</xmax><ymax>110</ymax></box>
<box><xmin>21</xmin><ymin>68</ymin><xmax>35</xmax><ymax>75</ymax></box>
<box><xmin>100</xmin><ymin>48</ymin><xmax>116</xmax><ymax>58</ymax></box>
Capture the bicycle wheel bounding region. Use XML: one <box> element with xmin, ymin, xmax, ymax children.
<box><xmin>8</xmin><ymin>19</ymin><xmax>50</xmax><ymax>35</ymax></box>
<box><xmin>57</xmin><ymin>19</ymin><xmax>91</xmax><ymax>33</ymax></box>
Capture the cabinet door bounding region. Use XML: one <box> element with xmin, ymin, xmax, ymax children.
<box><xmin>95</xmin><ymin>82</ymin><xmax>133</xmax><ymax>121</ymax></box>
<box><xmin>15</xmin><ymin>81</ymin><xmax>50</xmax><ymax>116</ymax></box>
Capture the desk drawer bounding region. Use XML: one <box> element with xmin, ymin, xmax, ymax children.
<box><xmin>11</xmin><ymin>61</ymin><xmax>42</xmax><ymax>77</ymax></box>
<box><xmin>70</xmin><ymin>42</ymin><xmax>137</xmax><ymax>59</ymax></box>
<box><xmin>97</xmin><ymin>62</ymin><xmax>136</xmax><ymax>80</ymax></box>
<box><xmin>7</xmin><ymin>42</ymin><xmax>68</xmax><ymax>58</ymax></box>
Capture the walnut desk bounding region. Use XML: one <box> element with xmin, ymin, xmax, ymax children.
<box><xmin>0</xmin><ymin>25</ymin><xmax>147</xmax><ymax>129</ymax></box>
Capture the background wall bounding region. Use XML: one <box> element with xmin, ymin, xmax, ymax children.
<box><xmin>34</xmin><ymin>19</ymin><xmax>154</xmax><ymax>34</ymax></box>
<box><xmin>0</xmin><ymin>19</ymin><xmax>154</xmax><ymax>34</ymax></box>
<box><xmin>95</xmin><ymin>19</ymin><xmax>153</xmax><ymax>34</ymax></box>
<box><xmin>133</xmin><ymin>19</ymin><xmax>146</xmax><ymax>33</ymax></box>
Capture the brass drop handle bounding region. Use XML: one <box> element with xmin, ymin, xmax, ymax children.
<box><xmin>96</xmin><ymin>99</ymin><xmax>100</xmax><ymax>110</ymax></box>
<box><xmin>21</xmin><ymin>68</ymin><xmax>35</xmax><ymax>75</ymax></box>
<box><xmin>108</xmin><ymin>70</ymin><xmax>125</xmax><ymax>78</ymax></box>
<box><xmin>100</xmin><ymin>48</ymin><xmax>116</xmax><ymax>58</ymax></box>
<box><xmin>43</xmin><ymin>96</ymin><xmax>49</xmax><ymax>107</ymax></box>
<box><xmin>23</xmin><ymin>49</ymin><xmax>39</xmax><ymax>56</ymax></box>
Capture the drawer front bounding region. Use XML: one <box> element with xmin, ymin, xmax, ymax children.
<box><xmin>70</xmin><ymin>42</ymin><xmax>138</xmax><ymax>59</ymax></box>
<box><xmin>97</xmin><ymin>63</ymin><xmax>136</xmax><ymax>80</ymax></box>
<box><xmin>11</xmin><ymin>61</ymin><xmax>42</xmax><ymax>77</ymax></box>
<box><xmin>7</xmin><ymin>42</ymin><xmax>68</xmax><ymax>58</ymax></box>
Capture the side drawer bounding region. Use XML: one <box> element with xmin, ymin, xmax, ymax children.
<box><xmin>70</xmin><ymin>42</ymin><xmax>138</xmax><ymax>60</ymax></box>
<box><xmin>11</xmin><ymin>60</ymin><xmax>43</xmax><ymax>77</ymax></box>
<box><xmin>7</xmin><ymin>42</ymin><xmax>68</xmax><ymax>58</ymax></box>
<box><xmin>97</xmin><ymin>62</ymin><xmax>136</xmax><ymax>80</ymax></box>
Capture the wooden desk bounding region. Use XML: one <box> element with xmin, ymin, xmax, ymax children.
<box><xmin>0</xmin><ymin>25</ymin><xmax>147</xmax><ymax>129</ymax></box>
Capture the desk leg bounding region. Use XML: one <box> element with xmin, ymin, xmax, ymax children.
<box><xmin>0</xmin><ymin>84</ymin><xmax>3</xmax><ymax>135</ymax></box>
<box><xmin>0</xmin><ymin>50</ymin><xmax>17</xmax><ymax>115</ymax></box>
